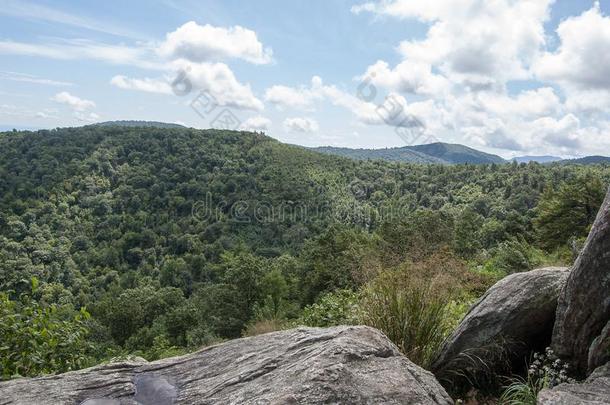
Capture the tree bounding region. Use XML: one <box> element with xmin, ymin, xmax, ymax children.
<box><xmin>535</xmin><ymin>174</ymin><xmax>605</xmax><ymax>250</ymax></box>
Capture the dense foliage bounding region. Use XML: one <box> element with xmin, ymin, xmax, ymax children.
<box><xmin>0</xmin><ymin>126</ymin><xmax>608</xmax><ymax>378</ymax></box>
<box><xmin>0</xmin><ymin>278</ymin><xmax>90</xmax><ymax>379</ymax></box>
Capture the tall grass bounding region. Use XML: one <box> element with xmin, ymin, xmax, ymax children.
<box><xmin>499</xmin><ymin>376</ymin><xmax>541</xmax><ymax>405</ymax></box>
<box><xmin>363</xmin><ymin>273</ymin><xmax>449</xmax><ymax>368</ymax></box>
<box><xmin>360</xmin><ymin>260</ymin><xmax>465</xmax><ymax>369</ymax></box>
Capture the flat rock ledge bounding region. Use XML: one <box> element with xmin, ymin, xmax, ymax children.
<box><xmin>537</xmin><ymin>362</ymin><xmax>610</xmax><ymax>404</ymax></box>
<box><xmin>0</xmin><ymin>325</ymin><xmax>452</xmax><ymax>405</ymax></box>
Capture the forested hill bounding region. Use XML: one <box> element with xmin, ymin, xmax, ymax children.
<box><xmin>1</xmin><ymin>125</ymin><xmax>609</xmax><ymax>374</ymax></box>
<box><xmin>93</xmin><ymin>120</ymin><xmax>186</xmax><ymax>129</ymax></box>
<box><xmin>309</xmin><ymin>146</ymin><xmax>446</xmax><ymax>164</ymax></box>
<box><xmin>312</xmin><ymin>142</ymin><xmax>506</xmax><ymax>164</ymax></box>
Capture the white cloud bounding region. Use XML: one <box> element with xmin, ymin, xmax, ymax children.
<box><xmin>75</xmin><ymin>111</ymin><xmax>101</xmax><ymax>123</ymax></box>
<box><xmin>172</xmin><ymin>60</ymin><xmax>263</xmax><ymax>111</ymax></box>
<box><xmin>51</xmin><ymin>92</ymin><xmax>95</xmax><ymax>111</ymax></box>
<box><xmin>535</xmin><ymin>3</ymin><xmax>610</xmax><ymax>91</ymax></box>
<box><xmin>476</xmin><ymin>87</ymin><xmax>562</xmax><ymax>119</ymax></box>
<box><xmin>354</xmin><ymin>0</ymin><xmax>553</xmax><ymax>89</ymax></box>
<box><xmin>532</xmin><ymin>114</ymin><xmax>581</xmax><ymax>150</ymax></box>
<box><xmin>0</xmin><ymin>104</ymin><xmax>60</xmax><ymax>121</ymax></box>
<box><xmin>110</xmin><ymin>75</ymin><xmax>173</xmax><ymax>94</ymax></box>
<box><xmin>239</xmin><ymin>116</ymin><xmax>271</xmax><ymax>131</ymax></box>
<box><xmin>265</xmin><ymin>76</ymin><xmax>324</xmax><ymax>109</ymax></box>
<box><xmin>158</xmin><ymin>21</ymin><xmax>273</xmax><ymax>64</ymax></box>
<box><xmin>534</xmin><ymin>3</ymin><xmax>610</xmax><ymax>114</ymax></box>
<box><xmin>0</xmin><ymin>20</ymin><xmax>268</xmax><ymax>113</ymax></box>
<box><xmin>361</xmin><ymin>60</ymin><xmax>450</xmax><ymax>97</ymax></box>
<box><xmin>0</xmin><ymin>71</ymin><xmax>73</xmax><ymax>86</ymax></box>
<box><xmin>283</xmin><ymin>117</ymin><xmax>319</xmax><ymax>133</ymax></box>
<box><xmin>0</xmin><ymin>0</ymin><xmax>143</xmax><ymax>39</ymax></box>
<box><xmin>0</xmin><ymin>39</ymin><xmax>160</xmax><ymax>70</ymax></box>
<box><xmin>111</xmin><ymin>61</ymin><xmax>263</xmax><ymax>110</ymax></box>
<box><xmin>345</xmin><ymin>0</ymin><xmax>608</xmax><ymax>155</ymax></box>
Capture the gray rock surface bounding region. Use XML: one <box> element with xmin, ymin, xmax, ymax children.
<box><xmin>0</xmin><ymin>325</ymin><xmax>452</xmax><ymax>405</ymax></box>
<box><xmin>588</xmin><ymin>320</ymin><xmax>610</xmax><ymax>375</ymax></box>
<box><xmin>537</xmin><ymin>362</ymin><xmax>610</xmax><ymax>404</ymax></box>
<box><xmin>552</xmin><ymin>189</ymin><xmax>610</xmax><ymax>376</ymax></box>
<box><xmin>432</xmin><ymin>267</ymin><xmax>569</xmax><ymax>389</ymax></box>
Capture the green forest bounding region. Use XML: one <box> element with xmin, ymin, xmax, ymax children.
<box><xmin>0</xmin><ymin>125</ymin><xmax>607</xmax><ymax>380</ymax></box>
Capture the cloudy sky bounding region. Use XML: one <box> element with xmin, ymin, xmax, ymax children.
<box><xmin>1</xmin><ymin>0</ymin><xmax>609</xmax><ymax>158</ymax></box>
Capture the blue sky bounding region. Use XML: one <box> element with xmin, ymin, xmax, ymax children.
<box><xmin>1</xmin><ymin>0</ymin><xmax>609</xmax><ymax>158</ymax></box>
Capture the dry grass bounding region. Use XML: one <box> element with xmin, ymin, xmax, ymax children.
<box><xmin>359</xmin><ymin>250</ymin><xmax>477</xmax><ymax>369</ymax></box>
<box><xmin>242</xmin><ymin>319</ymin><xmax>286</xmax><ymax>337</ymax></box>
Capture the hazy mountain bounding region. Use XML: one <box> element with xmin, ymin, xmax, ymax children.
<box><xmin>312</xmin><ymin>142</ymin><xmax>505</xmax><ymax>165</ymax></box>
<box><xmin>310</xmin><ymin>146</ymin><xmax>446</xmax><ymax>164</ymax></box>
<box><xmin>512</xmin><ymin>155</ymin><xmax>562</xmax><ymax>164</ymax></box>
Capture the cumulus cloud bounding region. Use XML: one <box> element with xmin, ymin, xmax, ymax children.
<box><xmin>343</xmin><ymin>0</ymin><xmax>608</xmax><ymax>155</ymax></box>
<box><xmin>535</xmin><ymin>3</ymin><xmax>610</xmax><ymax>91</ymax></box>
<box><xmin>533</xmin><ymin>114</ymin><xmax>582</xmax><ymax>150</ymax></box>
<box><xmin>106</xmin><ymin>22</ymin><xmax>269</xmax><ymax>111</ymax></box>
<box><xmin>110</xmin><ymin>75</ymin><xmax>173</xmax><ymax>94</ymax></box>
<box><xmin>51</xmin><ymin>91</ymin><xmax>95</xmax><ymax>111</ymax></box>
<box><xmin>239</xmin><ymin>116</ymin><xmax>271</xmax><ymax>131</ymax></box>
<box><xmin>171</xmin><ymin>60</ymin><xmax>263</xmax><ymax>111</ymax></box>
<box><xmin>283</xmin><ymin>117</ymin><xmax>319</xmax><ymax>133</ymax></box>
<box><xmin>534</xmin><ymin>3</ymin><xmax>610</xmax><ymax>115</ymax></box>
<box><xmin>110</xmin><ymin>61</ymin><xmax>263</xmax><ymax>111</ymax></box>
<box><xmin>475</xmin><ymin>87</ymin><xmax>562</xmax><ymax>119</ymax></box>
<box><xmin>354</xmin><ymin>0</ymin><xmax>553</xmax><ymax>87</ymax></box>
<box><xmin>157</xmin><ymin>21</ymin><xmax>273</xmax><ymax>64</ymax></box>
<box><xmin>361</xmin><ymin>60</ymin><xmax>450</xmax><ymax>97</ymax></box>
<box><xmin>265</xmin><ymin>76</ymin><xmax>324</xmax><ymax>109</ymax></box>
<box><xmin>0</xmin><ymin>21</ymin><xmax>269</xmax><ymax>112</ymax></box>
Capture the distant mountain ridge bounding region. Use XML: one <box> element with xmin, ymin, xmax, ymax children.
<box><xmin>512</xmin><ymin>155</ymin><xmax>562</xmax><ymax>164</ymax></box>
<box><xmin>12</xmin><ymin>121</ymin><xmax>609</xmax><ymax>165</ymax></box>
<box><xmin>309</xmin><ymin>146</ymin><xmax>446</xmax><ymax>164</ymax></box>
<box><xmin>312</xmin><ymin>143</ymin><xmax>506</xmax><ymax>165</ymax></box>
<box><xmin>558</xmin><ymin>156</ymin><xmax>610</xmax><ymax>165</ymax></box>
<box><xmin>94</xmin><ymin>120</ymin><xmax>186</xmax><ymax>129</ymax></box>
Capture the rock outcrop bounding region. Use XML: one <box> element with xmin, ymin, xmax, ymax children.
<box><xmin>551</xmin><ymin>189</ymin><xmax>610</xmax><ymax>376</ymax></box>
<box><xmin>0</xmin><ymin>325</ymin><xmax>452</xmax><ymax>405</ymax></box>
<box><xmin>431</xmin><ymin>267</ymin><xmax>569</xmax><ymax>390</ymax></box>
<box><xmin>537</xmin><ymin>362</ymin><xmax>610</xmax><ymax>404</ymax></box>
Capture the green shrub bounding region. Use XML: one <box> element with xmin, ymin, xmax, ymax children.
<box><xmin>483</xmin><ymin>239</ymin><xmax>544</xmax><ymax>275</ymax></box>
<box><xmin>0</xmin><ymin>278</ymin><xmax>92</xmax><ymax>379</ymax></box>
<box><xmin>296</xmin><ymin>289</ymin><xmax>360</xmax><ymax>327</ymax></box>
<box><xmin>360</xmin><ymin>270</ymin><xmax>452</xmax><ymax>369</ymax></box>
<box><xmin>359</xmin><ymin>252</ymin><xmax>480</xmax><ymax>370</ymax></box>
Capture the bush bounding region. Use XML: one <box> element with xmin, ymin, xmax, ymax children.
<box><xmin>483</xmin><ymin>239</ymin><xmax>544</xmax><ymax>275</ymax></box>
<box><xmin>359</xmin><ymin>251</ymin><xmax>484</xmax><ymax>370</ymax></box>
<box><xmin>0</xmin><ymin>278</ymin><xmax>92</xmax><ymax>379</ymax></box>
<box><xmin>297</xmin><ymin>289</ymin><xmax>360</xmax><ymax>327</ymax></box>
<box><xmin>360</xmin><ymin>268</ymin><xmax>454</xmax><ymax>369</ymax></box>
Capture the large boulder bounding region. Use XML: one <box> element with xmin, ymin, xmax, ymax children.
<box><xmin>551</xmin><ymin>189</ymin><xmax>610</xmax><ymax>376</ymax></box>
<box><xmin>537</xmin><ymin>362</ymin><xmax>610</xmax><ymax>404</ymax></box>
<box><xmin>0</xmin><ymin>325</ymin><xmax>452</xmax><ymax>405</ymax></box>
<box><xmin>432</xmin><ymin>267</ymin><xmax>569</xmax><ymax>391</ymax></box>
